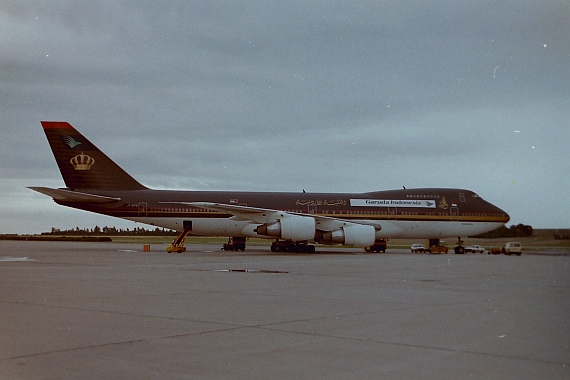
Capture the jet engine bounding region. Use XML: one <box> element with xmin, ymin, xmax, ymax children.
<box><xmin>254</xmin><ymin>215</ymin><xmax>316</xmax><ymax>241</ymax></box>
<box><xmin>320</xmin><ymin>224</ymin><xmax>376</xmax><ymax>247</ymax></box>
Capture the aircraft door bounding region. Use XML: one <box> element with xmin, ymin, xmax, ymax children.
<box><xmin>450</xmin><ymin>206</ymin><xmax>458</xmax><ymax>221</ymax></box>
<box><xmin>138</xmin><ymin>202</ymin><xmax>147</xmax><ymax>217</ymax></box>
<box><xmin>308</xmin><ymin>205</ymin><xmax>317</xmax><ymax>214</ymax></box>
<box><xmin>388</xmin><ymin>207</ymin><xmax>397</xmax><ymax>220</ymax></box>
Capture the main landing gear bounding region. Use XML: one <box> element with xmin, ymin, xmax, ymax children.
<box><xmin>270</xmin><ymin>240</ymin><xmax>316</xmax><ymax>253</ymax></box>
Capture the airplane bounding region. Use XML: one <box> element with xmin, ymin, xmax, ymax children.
<box><xmin>30</xmin><ymin>121</ymin><xmax>510</xmax><ymax>253</ymax></box>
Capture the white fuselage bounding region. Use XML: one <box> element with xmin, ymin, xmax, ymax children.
<box><xmin>127</xmin><ymin>216</ymin><xmax>504</xmax><ymax>241</ymax></box>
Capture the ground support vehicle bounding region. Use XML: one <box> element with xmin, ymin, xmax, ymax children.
<box><xmin>429</xmin><ymin>243</ymin><xmax>449</xmax><ymax>254</ymax></box>
<box><xmin>411</xmin><ymin>244</ymin><xmax>427</xmax><ymax>253</ymax></box>
<box><xmin>365</xmin><ymin>239</ymin><xmax>387</xmax><ymax>253</ymax></box>
<box><xmin>504</xmin><ymin>242</ymin><xmax>522</xmax><ymax>255</ymax></box>
<box><xmin>487</xmin><ymin>242</ymin><xmax>522</xmax><ymax>255</ymax></box>
<box><xmin>166</xmin><ymin>227</ymin><xmax>191</xmax><ymax>253</ymax></box>
<box><xmin>465</xmin><ymin>245</ymin><xmax>485</xmax><ymax>253</ymax></box>
<box><xmin>222</xmin><ymin>237</ymin><xmax>247</xmax><ymax>251</ymax></box>
<box><xmin>271</xmin><ymin>240</ymin><xmax>316</xmax><ymax>253</ymax></box>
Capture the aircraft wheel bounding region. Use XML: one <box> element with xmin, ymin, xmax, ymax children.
<box><xmin>454</xmin><ymin>246</ymin><xmax>465</xmax><ymax>254</ymax></box>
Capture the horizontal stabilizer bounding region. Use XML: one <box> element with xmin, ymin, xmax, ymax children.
<box><xmin>29</xmin><ymin>187</ymin><xmax>121</xmax><ymax>203</ymax></box>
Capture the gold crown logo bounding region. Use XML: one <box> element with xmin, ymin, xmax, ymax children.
<box><xmin>70</xmin><ymin>152</ymin><xmax>95</xmax><ymax>171</ymax></box>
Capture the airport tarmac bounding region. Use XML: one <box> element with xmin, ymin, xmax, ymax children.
<box><xmin>0</xmin><ymin>240</ymin><xmax>569</xmax><ymax>379</ymax></box>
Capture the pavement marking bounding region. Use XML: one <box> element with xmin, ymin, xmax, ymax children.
<box><xmin>0</xmin><ymin>256</ymin><xmax>34</xmax><ymax>262</ymax></box>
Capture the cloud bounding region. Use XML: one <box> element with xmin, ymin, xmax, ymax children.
<box><xmin>1</xmin><ymin>1</ymin><xmax>569</xmax><ymax>233</ymax></box>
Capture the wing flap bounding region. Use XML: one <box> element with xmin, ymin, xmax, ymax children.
<box><xmin>29</xmin><ymin>187</ymin><xmax>121</xmax><ymax>203</ymax></box>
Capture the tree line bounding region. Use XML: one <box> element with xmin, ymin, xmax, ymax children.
<box><xmin>43</xmin><ymin>226</ymin><xmax>178</xmax><ymax>236</ymax></box>
<box><xmin>41</xmin><ymin>223</ymin><xmax>535</xmax><ymax>238</ymax></box>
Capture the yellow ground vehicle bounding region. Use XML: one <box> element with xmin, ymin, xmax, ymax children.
<box><xmin>429</xmin><ymin>242</ymin><xmax>449</xmax><ymax>254</ymax></box>
<box><xmin>488</xmin><ymin>247</ymin><xmax>502</xmax><ymax>255</ymax></box>
<box><xmin>166</xmin><ymin>225</ymin><xmax>191</xmax><ymax>253</ymax></box>
<box><xmin>166</xmin><ymin>238</ymin><xmax>187</xmax><ymax>253</ymax></box>
<box><xmin>488</xmin><ymin>242</ymin><xmax>522</xmax><ymax>255</ymax></box>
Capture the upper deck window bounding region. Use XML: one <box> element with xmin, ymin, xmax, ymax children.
<box><xmin>406</xmin><ymin>194</ymin><xmax>440</xmax><ymax>199</ymax></box>
<box><xmin>459</xmin><ymin>193</ymin><xmax>465</xmax><ymax>202</ymax></box>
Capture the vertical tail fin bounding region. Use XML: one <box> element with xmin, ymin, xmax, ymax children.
<box><xmin>41</xmin><ymin>121</ymin><xmax>147</xmax><ymax>190</ymax></box>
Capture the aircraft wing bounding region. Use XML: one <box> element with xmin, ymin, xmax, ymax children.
<box><xmin>187</xmin><ymin>202</ymin><xmax>291</xmax><ymax>224</ymax></box>
<box><xmin>29</xmin><ymin>187</ymin><xmax>121</xmax><ymax>203</ymax></box>
<box><xmin>187</xmin><ymin>202</ymin><xmax>382</xmax><ymax>231</ymax></box>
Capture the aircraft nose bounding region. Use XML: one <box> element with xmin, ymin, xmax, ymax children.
<box><xmin>493</xmin><ymin>203</ymin><xmax>510</xmax><ymax>224</ymax></box>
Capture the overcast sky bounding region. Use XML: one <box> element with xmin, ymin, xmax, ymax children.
<box><xmin>1</xmin><ymin>1</ymin><xmax>569</xmax><ymax>234</ymax></box>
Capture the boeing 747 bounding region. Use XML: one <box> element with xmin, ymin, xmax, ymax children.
<box><xmin>30</xmin><ymin>122</ymin><xmax>510</xmax><ymax>253</ymax></box>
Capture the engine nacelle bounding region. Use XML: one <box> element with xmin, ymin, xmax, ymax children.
<box><xmin>321</xmin><ymin>224</ymin><xmax>376</xmax><ymax>247</ymax></box>
<box><xmin>255</xmin><ymin>215</ymin><xmax>316</xmax><ymax>241</ymax></box>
